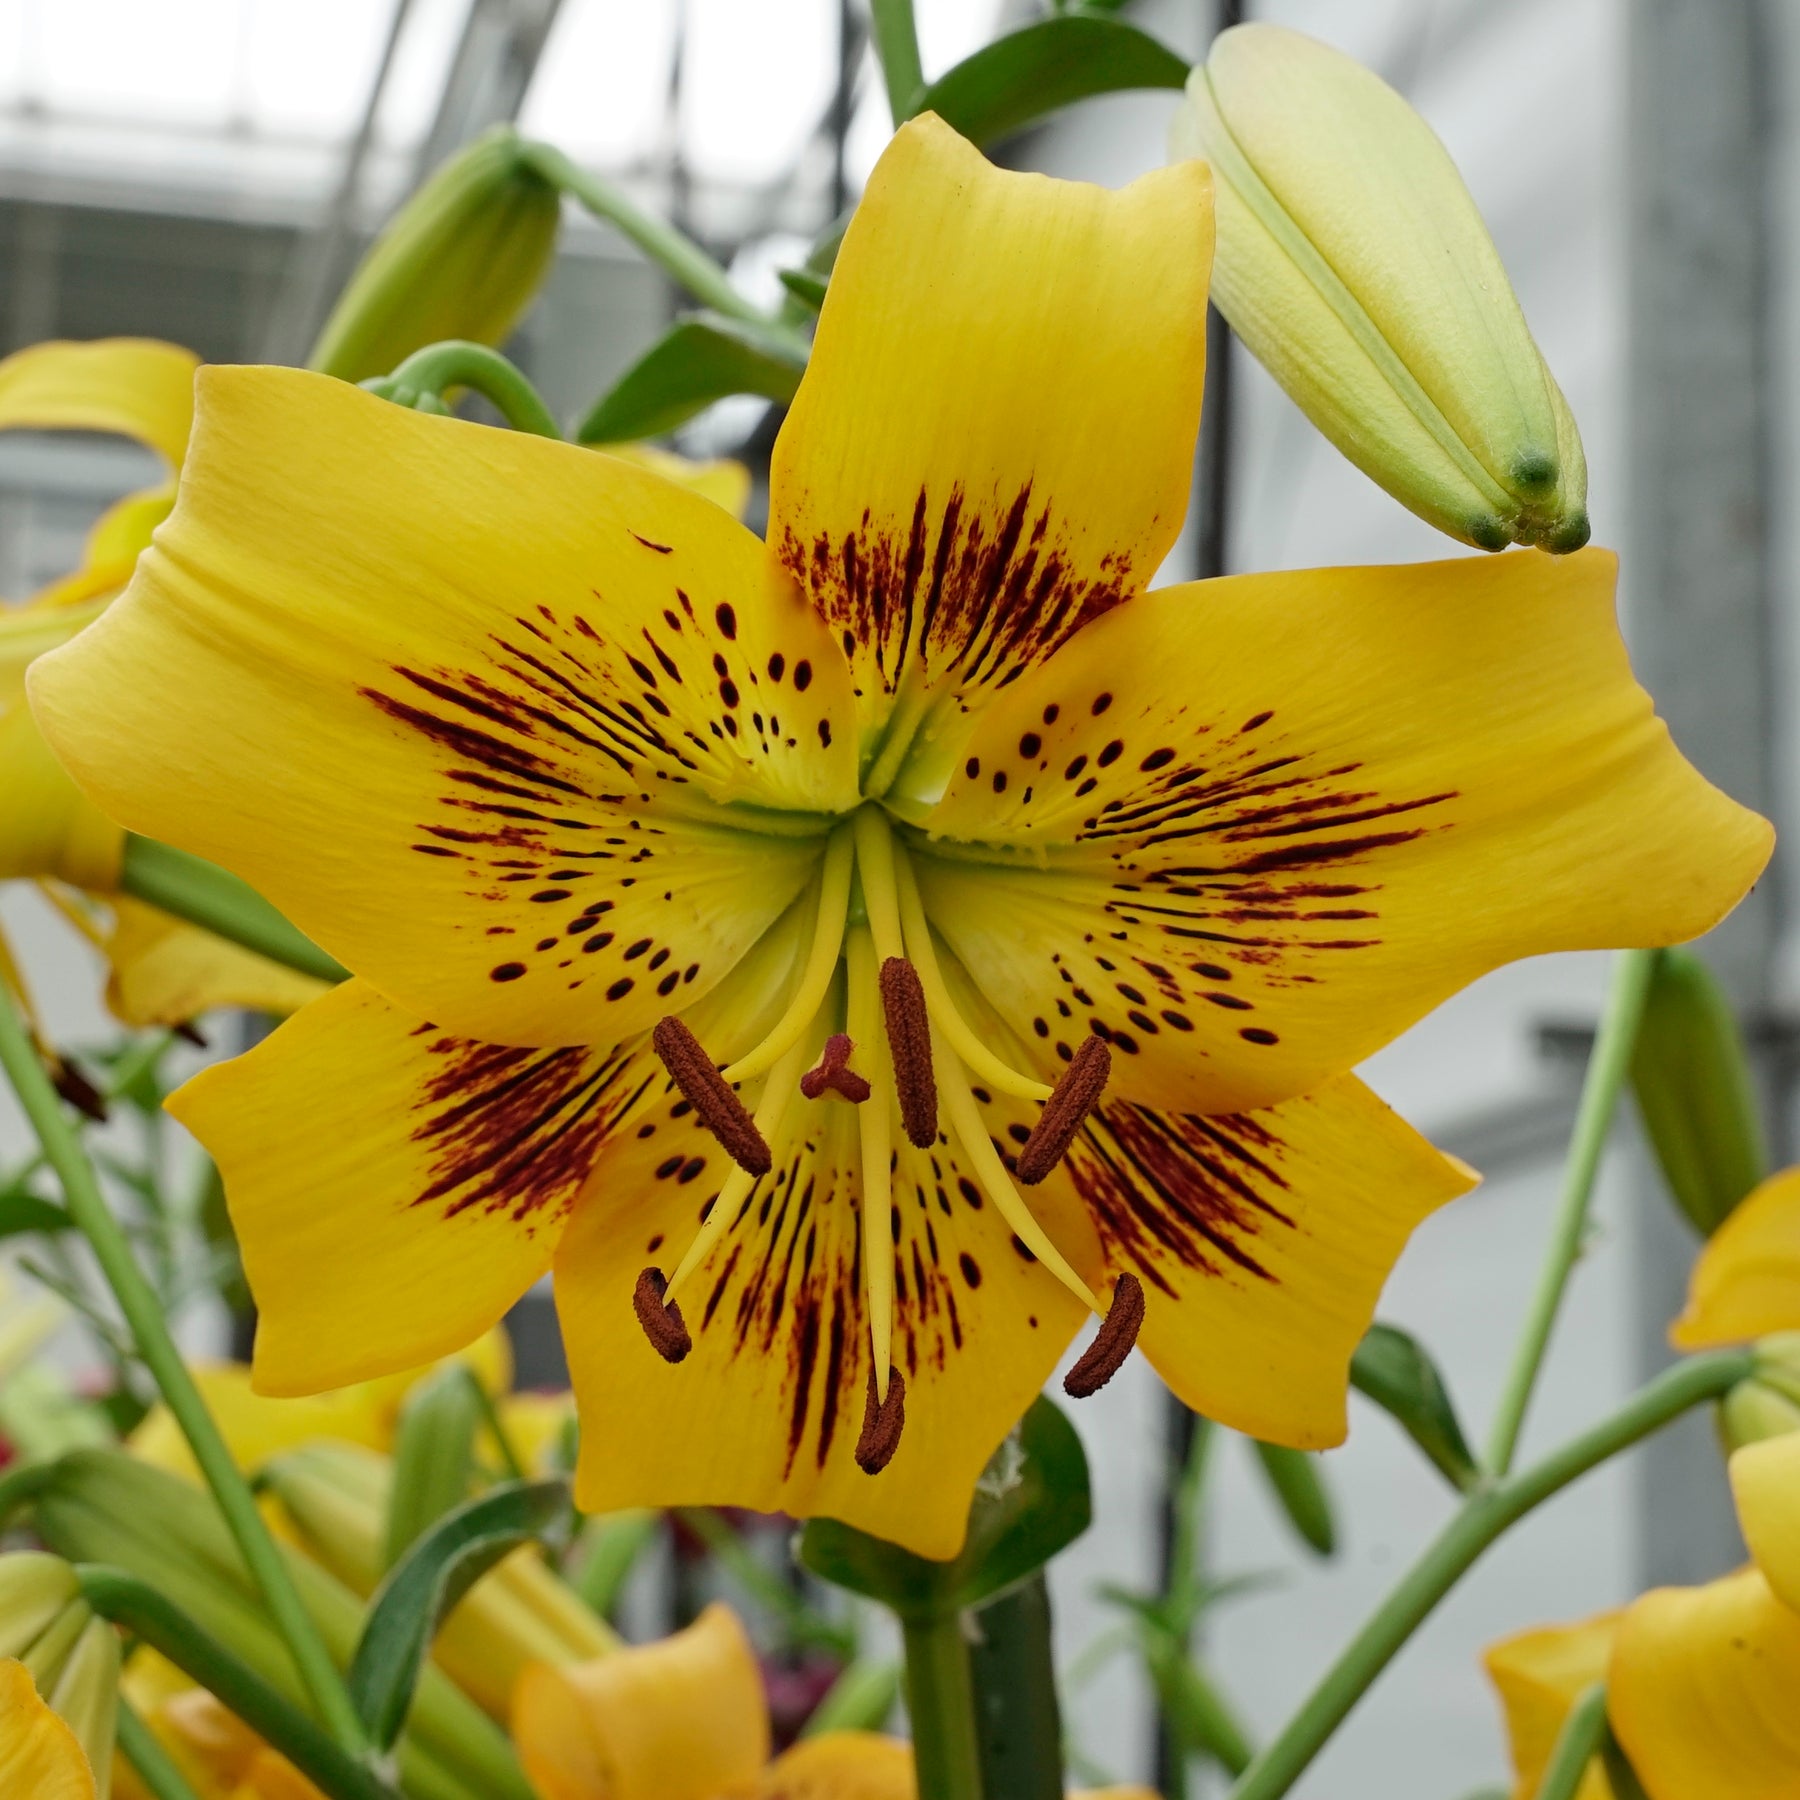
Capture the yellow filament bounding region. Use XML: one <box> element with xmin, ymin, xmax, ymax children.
<box><xmin>892</xmin><ymin>848</ymin><xmax>1052</xmax><ymax>1102</ymax></box>
<box><xmin>846</xmin><ymin>925</ymin><xmax>895</xmax><ymax>1401</ymax></box>
<box><xmin>849</xmin><ymin>806</ymin><xmax>906</xmax><ymax>962</ymax></box>
<box><xmin>664</xmin><ymin>1035</ymin><xmax>811</xmax><ymax>1302</ymax></box>
<box><xmin>938</xmin><ymin>1039</ymin><xmax>1098</xmax><ymax>1312</ymax></box>
<box><xmin>721</xmin><ymin>823</ymin><xmax>855</xmax><ymax>1084</ymax></box>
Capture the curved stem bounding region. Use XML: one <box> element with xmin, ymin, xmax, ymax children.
<box><xmin>81</xmin><ymin>1568</ymin><xmax>396</xmax><ymax>1800</ymax></box>
<box><xmin>0</xmin><ymin>984</ymin><xmax>369</xmax><ymax>1760</ymax></box>
<box><xmin>521</xmin><ymin>143</ymin><xmax>765</xmax><ymax>325</ymax></box>
<box><xmin>1535</xmin><ymin>1683</ymin><xmax>1609</xmax><ymax>1800</ymax></box>
<box><xmin>116</xmin><ymin>1697</ymin><xmax>204</xmax><ymax>1800</ymax></box>
<box><xmin>870</xmin><ymin>0</ymin><xmax>926</xmax><ymax>120</ymax></box>
<box><xmin>1227</xmin><ymin>1349</ymin><xmax>1753</xmax><ymax>1800</ymax></box>
<box><xmin>903</xmin><ymin>1611</ymin><xmax>984</xmax><ymax>1800</ymax></box>
<box><xmin>1486</xmin><ymin>948</ymin><xmax>1656</xmax><ymax>1474</ymax></box>
<box><xmin>382</xmin><ymin>342</ymin><xmax>561</xmax><ymax>438</ymax></box>
<box><xmin>120</xmin><ymin>837</ymin><xmax>348</xmax><ymax>986</ymax></box>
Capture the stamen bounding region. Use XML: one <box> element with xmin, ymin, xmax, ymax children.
<box><xmin>938</xmin><ymin>1042</ymin><xmax>1099</xmax><ymax>1312</ymax></box>
<box><xmin>855</xmin><ymin>1364</ymin><xmax>907</xmax><ymax>1473</ymax></box>
<box><xmin>1016</xmin><ymin>1035</ymin><xmax>1111</xmax><ymax>1185</ymax></box>
<box><xmin>1063</xmin><ymin>1272</ymin><xmax>1146</xmax><ymax>1398</ymax></box>
<box><xmin>721</xmin><ymin>823</ymin><xmax>855</xmax><ymax>1084</ymax></box>
<box><xmin>652</xmin><ymin>1015</ymin><xmax>771</xmax><ymax>1176</ymax></box>
<box><xmin>51</xmin><ymin>1057</ymin><xmax>108</xmax><ymax>1124</ymax></box>
<box><xmin>880</xmin><ymin>958</ymin><xmax>937</xmax><ymax>1148</ymax></box>
<box><xmin>633</xmin><ymin>1268</ymin><xmax>692</xmax><ymax>1364</ymax></box>
<box><xmin>847</xmin><ymin>929</ymin><xmax>896</xmax><ymax>1404</ymax></box>
<box><xmin>800</xmin><ymin>1032</ymin><xmax>871</xmax><ymax>1103</ymax></box>
<box><xmin>891</xmin><ymin>847</ymin><xmax>1051</xmax><ymax>1103</ymax></box>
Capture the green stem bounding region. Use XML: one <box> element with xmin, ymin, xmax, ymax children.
<box><xmin>1535</xmin><ymin>1684</ymin><xmax>1609</xmax><ymax>1800</ymax></box>
<box><xmin>120</xmin><ymin>837</ymin><xmax>347</xmax><ymax>986</ymax></box>
<box><xmin>521</xmin><ymin>143</ymin><xmax>765</xmax><ymax>325</ymax></box>
<box><xmin>1227</xmin><ymin>1350</ymin><xmax>1753</xmax><ymax>1800</ymax></box>
<box><xmin>0</xmin><ymin>987</ymin><xmax>368</xmax><ymax>1760</ymax></box>
<box><xmin>382</xmin><ymin>342</ymin><xmax>561</xmax><ymax>438</ymax></box>
<box><xmin>116</xmin><ymin>1696</ymin><xmax>205</xmax><ymax>1800</ymax></box>
<box><xmin>81</xmin><ymin>1568</ymin><xmax>396</xmax><ymax>1800</ymax></box>
<box><xmin>870</xmin><ymin>0</ymin><xmax>927</xmax><ymax>120</ymax></box>
<box><xmin>1485</xmin><ymin>948</ymin><xmax>1656</xmax><ymax>1475</ymax></box>
<box><xmin>903</xmin><ymin>1611</ymin><xmax>984</xmax><ymax>1800</ymax></box>
<box><xmin>968</xmin><ymin>1574</ymin><xmax>1063</xmax><ymax>1800</ymax></box>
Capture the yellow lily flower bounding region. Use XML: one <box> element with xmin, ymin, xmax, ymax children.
<box><xmin>133</xmin><ymin>1684</ymin><xmax>324</xmax><ymax>1800</ymax></box>
<box><xmin>1671</xmin><ymin>1164</ymin><xmax>1800</xmax><ymax>1350</ymax></box>
<box><xmin>718</xmin><ymin>1730</ymin><xmax>914</xmax><ymax>1798</ymax></box>
<box><xmin>0</xmin><ymin>1657</ymin><xmax>99</xmax><ymax>1800</ymax></box>
<box><xmin>29</xmin><ymin>116</ymin><xmax>1768</xmax><ymax>1556</ymax></box>
<box><xmin>1483</xmin><ymin>1611</ymin><xmax>1621</xmax><ymax>1800</ymax></box>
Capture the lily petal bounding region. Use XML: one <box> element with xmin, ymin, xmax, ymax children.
<box><xmin>727</xmin><ymin>1732</ymin><xmax>915</xmax><ymax>1799</ymax></box>
<box><xmin>1046</xmin><ymin>1074</ymin><xmax>1473</xmax><ymax>1447</ymax></box>
<box><xmin>556</xmin><ymin>1042</ymin><xmax>1089</xmax><ymax>1560</ymax></box>
<box><xmin>30</xmin><ymin>367</ymin><xmax>860</xmax><ymax>1049</ymax></box>
<box><xmin>1609</xmin><ymin>1567</ymin><xmax>1800</xmax><ymax>1800</ymax></box>
<box><xmin>166</xmin><ymin>977</ymin><xmax>651</xmax><ymax>1396</ymax></box>
<box><xmin>103</xmin><ymin>898</ymin><xmax>329</xmax><ymax>1027</ymax></box>
<box><xmin>913</xmin><ymin>548</ymin><xmax>1770</xmax><ymax>1114</ymax></box>
<box><xmin>1482</xmin><ymin>1612</ymin><xmax>1621</xmax><ymax>1800</ymax></box>
<box><xmin>769</xmin><ymin>113</ymin><xmax>1211</xmax><ymax>775</ymax></box>
<box><xmin>0</xmin><ymin>338</ymin><xmax>197</xmax><ymax>471</ymax></box>
<box><xmin>1730</xmin><ymin>1434</ymin><xmax>1800</xmax><ymax>1616</ymax></box>
<box><xmin>1671</xmin><ymin>1167</ymin><xmax>1800</xmax><ymax>1350</ymax></box>
<box><xmin>0</xmin><ymin>1658</ymin><xmax>95</xmax><ymax>1800</ymax></box>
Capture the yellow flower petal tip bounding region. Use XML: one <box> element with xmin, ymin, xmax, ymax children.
<box><xmin>0</xmin><ymin>1657</ymin><xmax>98</xmax><ymax>1800</ymax></box>
<box><xmin>726</xmin><ymin>1732</ymin><xmax>915</xmax><ymax>1800</ymax></box>
<box><xmin>1730</xmin><ymin>1431</ymin><xmax>1800</xmax><ymax>1615</ymax></box>
<box><xmin>1482</xmin><ymin>1612</ymin><xmax>1620</xmax><ymax>1800</ymax></box>
<box><xmin>512</xmin><ymin>1602</ymin><xmax>769</xmax><ymax>1800</ymax></box>
<box><xmin>1173</xmin><ymin>24</ymin><xmax>1588</xmax><ymax>552</ymax></box>
<box><xmin>1671</xmin><ymin>1166</ymin><xmax>1800</xmax><ymax>1349</ymax></box>
<box><xmin>0</xmin><ymin>338</ymin><xmax>198</xmax><ymax>472</ymax></box>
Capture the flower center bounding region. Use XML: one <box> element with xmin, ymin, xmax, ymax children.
<box><xmin>632</xmin><ymin>803</ymin><xmax>1142</xmax><ymax>1473</ymax></box>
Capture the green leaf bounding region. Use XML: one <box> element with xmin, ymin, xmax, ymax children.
<box><xmin>0</xmin><ymin>1189</ymin><xmax>72</xmax><ymax>1239</ymax></box>
<box><xmin>575</xmin><ymin>313</ymin><xmax>809</xmax><ymax>444</ymax></box>
<box><xmin>349</xmin><ymin>1478</ymin><xmax>569</xmax><ymax>1752</ymax></box>
<box><xmin>1142</xmin><ymin>1628</ymin><xmax>1255</xmax><ymax>1776</ymax></box>
<box><xmin>1248</xmin><ymin>1440</ymin><xmax>1336</xmax><ymax>1557</ymax></box>
<box><xmin>571</xmin><ymin>1509</ymin><xmax>660</xmax><ymax>1617</ymax></box>
<box><xmin>918</xmin><ymin>15</ymin><xmax>1190</xmax><ymax>148</ymax></box>
<box><xmin>1350</xmin><ymin>1322</ymin><xmax>1480</xmax><ymax>1493</ymax></box>
<box><xmin>778</xmin><ymin>267</ymin><xmax>830</xmax><ymax>312</ymax></box>
<box><xmin>798</xmin><ymin>1396</ymin><xmax>1090</xmax><ymax>1622</ymax></box>
<box><xmin>383</xmin><ymin>1364</ymin><xmax>484</xmax><ymax>1570</ymax></box>
<box><xmin>1630</xmin><ymin>946</ymin><xmax>1768</xmax><ymax>1236</ymax></box>
<box><xmin>802</xmin><ymin>1658</ymin><xmax>902</xmax><ymax>1737</ymax></box>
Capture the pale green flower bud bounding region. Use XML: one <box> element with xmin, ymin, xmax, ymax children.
<box><xmin>1172</xmin><ymin>24</ymin><xmax>1589</xmax><ymax>553</ymax></box>
<box><xmin>0</xmin><ymin>1552</ymin><xmax>82</xmax><ymax>1662</ymax></box>
<box><xmin>0</xmin><ymin>1554</ymin><xmax>119</xmax><ymax>1793</ymax></box>
<box><xmin>1719</xmin><ymin>1377</ymin><xmax>1800</xmax><ymax>1454</ymax></box>
<box><xmin>308</xmin><ymin>126</ymin><xmax>562</xmax><ymax>386</ymax></box>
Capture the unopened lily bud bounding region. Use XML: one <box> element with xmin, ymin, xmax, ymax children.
<box><xmin>0</xmin><ymin>1553</ymin><xmax>82</xmax><ymax>1662</ymax></box>
<box><xmin>1172</xmin><ymin>24</ymin><xmax>1589</xmax><ymax>553</ymax></box>
<box><xmin>1720</xmin><ymin>1377</ymin><xmax>1800</xmax><ymax>1454</ymax></box>
<box><xmin>1752</xmin><ymin>1331</ymin><xmax>1800</xmax><ymax>1405</ymax></box>
<box><xmin>308</xmin><ymin>126</ymin><xmax>562</xmax><ymax>385</ymax></box>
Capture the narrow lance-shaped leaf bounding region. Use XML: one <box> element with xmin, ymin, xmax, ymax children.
<box><xmin>1247</xmin><ymin>1439</ymin><xmax>1336</xmax><ymax>1557</ymax></box>
<box><xmin>1630</xmin><ymin>946</ymin><xmax>1768</xmax><ymax>1236</ymax></box>
<box><xmin>349</xmin><ymin>1478</ymin><xmax>571</xmax><ymax>1752</ymax></box>
<box><xmin>1350</xmin><ymin>1321</ymin><xmax>1479</xmax><ymax>1492</ymax></box>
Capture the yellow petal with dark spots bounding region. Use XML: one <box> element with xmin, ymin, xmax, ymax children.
<box><xmin>556</xmin><ymin>1035</ymin><xmax>1089</xmax><ymax>1560</ymax></box>
<box><xmin>1670</xmin><ymin>1167</ymin><xmax>1800</xmax><ymax>1349</ymax></box>
<box><xmin>1483</xmin><ymin>1612</ymin><xmax>1621</xmax><ymax>1800</ymax></box>
<box><xmin>1609</xmin><ymin>1567</ymin><xmax>1800</xmax><ymax>1800</ymax></box>
<box><xmin>769</xmin><ymin>113</ymin><xmax>1211</xmax><ymax>769</ymax></box>
<box><xmin>910</xmin><ymin>547</ymin><xmax>1770</xmax><ymax>1115</ymax></box>
<box><xmin>0</xmin><ymin>337</ymin><xmax>197</xmax><ymax>471</ymax></box>
<box><xmin>166</xmin><ymin>976</ymin><xmax>652</xmax><ymax>1396</ymax></box>
<box><xmin>30</xmin><ymin>366</ymin><xmax>860</xmax><ymax>1050</ymax></box>
<box><xmin>1041</xmin><ymin>1073</ymin><xmax>1472</xmax><ymax>1448</ymax></box>
<box><xmin>0</xmin><ymin>1658</ymin><xmax>95</xmax><ymax>1800</ymax></box>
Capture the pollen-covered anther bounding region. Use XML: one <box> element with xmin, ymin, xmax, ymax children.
<box><xmin>1016</xmin><ymin>1034</ymin><xmax>1111</xmax><ymax>1185</ymax></box>
<box><xmin>879</xmin><ymin>957</ymin><xmax>937</xmax><ymax>1148</ymax></box>
<box><xmin>651</xmin><ymin>1015</ymin><xmax>772</xmax><ymax>1176</ymax></box>
<box><xmin>633</xmin><ymin>1267</ymin><xmax>692</xmax><ymax>1364</ymax></box>
<box><xmin>1063</xmin><ymin>1271</ymin><xmax>1146</xmax><ymax>1398</ymax></box>
<box><xmin>855</xmin><ymin>1365</ymin><xmax>907</xmax><ymax>1474</ymax></box>
<box><xmin>799</xmin><ymin>1032</ymin><xmax>871</xmax><ymax>1104</ymax></box>
<box><xmin>51</xmin><ymin>1056</ymin><xmax>108</xmax><ymax>1124</ymax></box>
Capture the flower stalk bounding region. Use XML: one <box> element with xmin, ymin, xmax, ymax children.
<box><xmin>869</xmin><ymin>0</ymin><xmax>926</xmax><ymax>121</ymax></box>
<box><xmin>370</xmin><ymin>342</ymin><xmax>562</xmax><ymax>440</ymax></box>
<box><xmin>0</xmin><ymin>979</ymin><xmax>370</xmax><ymax>1761</ymax></box>
<box><xmin>901</xmin><ymin>1609</ymin><xmax>984</xmax><ymax>1800</ymax></box>
<box><xmin>1534</xmin><ymin>1682</ymin><xmax>1610</xmax><ymax>1800</ymax></box>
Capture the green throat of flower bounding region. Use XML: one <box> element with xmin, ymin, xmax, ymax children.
<box><xmin>631</xmin><ymin>803</ymin><xmax>1142</xmax><ymax>1474</ymax></box>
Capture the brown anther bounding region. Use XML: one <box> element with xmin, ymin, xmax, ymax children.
<box><xmin>800</xmin><ymin>1032</ymin><xmax>872</xmax><ymax>1103</ymax></box>
<box><xmin>1063</xmin><ymin>1271</ymin><xmax>1145</xmax><ymax>1398</ymax></box>
<box><xmin>855</xmin><ymin>1364</ymin><xmax>907</xmax><ymax>1474</ymax></box>
<box><xmin>52</xmin><ymin>1058</ymin><xmax>108</xmax><ymax>1124</ymax></box>
<box><xmin>652</xmin><ymin>1015</ymin><xmax>771</xmax><ymax>1176</ymax></box>
<box><xmin>878</xmin><ymin>957</ymin><xmax>937</xmax><ymax>1148</ymax></box>
<box><xmin>174</xmin><ymin>1020</ymin><xmax>209</xmax><ymax>1049</ymax></box>
<box><xmin>633</xmin><ymin>1267</ymin><xmax>692</xmax><ymax>1364</ymax></box>
<box><xmin>1016</xmin><ymin>1034</ymin><xmax>1111</xmax><ymax>1185</ymax></box>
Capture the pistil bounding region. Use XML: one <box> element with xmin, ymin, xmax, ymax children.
<box><xmin>800</xmin><ymin>1033</ymin><xmax>871</xmax><ymax>1102</ymax></box>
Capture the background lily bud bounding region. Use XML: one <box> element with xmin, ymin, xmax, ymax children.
<box><xmin>308</xmin><ymin>126</ymin><xmax>562</xmax><ymax>386</ymax></box>
<box><xmin>1719</xmin><ymin>1377</ymin><xmax>1800</xmax><ymax>1454</ymax></box>
<box><xmin>1172</xmin><ymin>24</ymin><xmax>1589</xmax><ymax>553</ymax></box>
